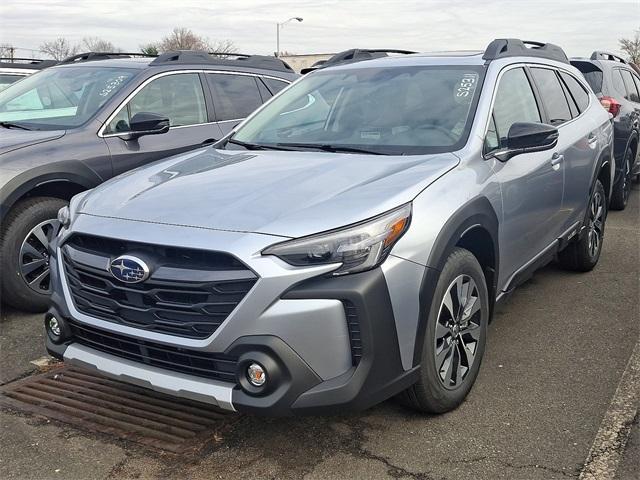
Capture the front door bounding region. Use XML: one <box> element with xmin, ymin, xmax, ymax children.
<box><xmin>102</xmin><ymin>72</ymin><xmax>223</xmax><ymax>176</ymax></box>
<box><xmin>485</xmin><ymin>67</ymin><xmax>564</xmax><ymax>284</ymax></box>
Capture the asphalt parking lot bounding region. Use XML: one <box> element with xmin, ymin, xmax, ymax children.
<box><xmin>0</xmin><ymin>185</ymin><xmax>638</xmax><ymax>480</ymax></box>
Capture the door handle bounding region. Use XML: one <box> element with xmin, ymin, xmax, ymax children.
<box><xmin>587</xmin><ymin>132</ymin><xmax>598</xmax><ymax>146</ymax></box>
<box><xmin>551</xmin><ymin>153</ymin><xmax>564</xmax><ymax>169</ymax></box>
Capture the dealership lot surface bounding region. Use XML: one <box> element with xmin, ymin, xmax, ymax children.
<box><xmin>1</xmin><ymin>186</ymin><xmax>638</xmax><ymax>480</ymax></box>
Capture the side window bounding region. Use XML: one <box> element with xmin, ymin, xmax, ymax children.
<box><xmin>632</xmin><ymin>73</ymin><xmax>640</xmax><ymax>101</ymax></box>
<box><xmin>620</xmin><ymin>69</ymin><xmax>640</xmax><ymax>102</ymax></box>
<box><xmin>490</xmin><ymin>67</ymin><xmax>541</xmax><ymax>150</ymax></box>
<box><xmin>104</xmin><ymin>73</ymin><xmax>207</xmax><ymax>134</ymax></box>
<box><xmin>484</xmin><ymin>115</ymin><xmax>500</xmax><ymax>153</ymax></box>
<box><xmin>612</xmin><ymin>70</ymin><xmax>627</xmax><ymax>97</ymax></box>
<box><xmin>559</xmin><ymin>72</ymin><xmax>590</xmax><ymax>112</ymax></box>
<box><xmin>263</xmin><ymin>78</ymin><xmax>289</xmax><ymax>95</ymax></box>
<box><xmin>530</xmin><ymin>68</ymin><xmax>572</xmax><ymax>125</ymax></box>
<box><xmin>207</xmin><ymin>73</ymin><xmax>263</xmax><ymax>121</ymax></box>
<box><xmin>559</xmin><ymin>78</ymin><xmax>579</xmax><ymax>118</ymax></box>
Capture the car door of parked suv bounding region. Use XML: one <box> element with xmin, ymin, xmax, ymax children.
<box><xmin>101</xmin><ymin>72</ymin><xmax>223</xmax><ymax>176</ymax></box>
<box><xmin>206</xmin><ymin>73</ymin><xmax>267</xmax><ymax>136</ymax></box>
<box><xmin>529</xmin><ymin>66</ymin><xmax>598</xmax><ymax>232</ymax></box>
<box><xmin>485</xmin><ymin>66</ymin><xmax>564</xmax><ymax>283</ymax></box>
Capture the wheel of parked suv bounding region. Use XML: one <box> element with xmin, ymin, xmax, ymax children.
<box><xmin>558</xmin><ymin>179</ymin><xmax>607</xmax><ymax>272</ymax></box>
<box><xmin>610</xmin><ymin>148</ymin><xmax>633</xmax><ymax>210</ymax></box>
<box><xmin>401</xmin><ymin>247</ymin><xmax>489</xmax><ymax>413</ymax></box>
<box><xmin>0</xmin><ymin>197</ymin><xmax>67</xmax><ymax>312</ymax></box>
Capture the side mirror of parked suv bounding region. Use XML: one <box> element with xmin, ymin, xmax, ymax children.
<box><xmin>494</xmin><ymin>122</ymin><xmax>559</xmax><ymax>162</ymax></box>
<box><xmin>125</xmin><ymin>112</ymin><xmax>170</xmax><ymax>140</ymax></box>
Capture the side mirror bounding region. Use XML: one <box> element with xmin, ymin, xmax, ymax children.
<box><xmin>493</xmin><ymin>122</ymin><xmax>558</xmax><ymax>162</ymax></box>
<box><xmin>121</xmin><ymin>112</ymin><xmax>170</xmax><ymax>140</ymax></box>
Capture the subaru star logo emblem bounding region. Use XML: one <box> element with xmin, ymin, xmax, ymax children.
<box><xmin>109</xmin><ymin>255</ymin><xmax>150</xmax><ymax>283</ymax></box>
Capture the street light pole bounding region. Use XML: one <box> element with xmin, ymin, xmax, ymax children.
<box><xmin>276</xmin><ymin>17</ymin><xmax>303</xmax><ymax>57</ymax></box>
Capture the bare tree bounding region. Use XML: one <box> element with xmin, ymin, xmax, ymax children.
<box><xmin>39</xmin><ymin>38</ymin><xmax>79</xmax><ymax>60</ymax></box>
<box><xmin>619</xmin><ymin>29</ymin><xmax>640</xmax><ymax>64</ymax></box>
<box><xmin>82</xmin><ymin>37</ymin><xmax>121</xmax><ymax>52</ymax></box>
<box><xmin>0</xmin><ymin>44</ymin><xmax>15</xmax><ymax>59</ymax></box>
<box><xmin>156</xmin><ymin>27</ymin><xmax>237</xmax><ymax>54</ymax></box>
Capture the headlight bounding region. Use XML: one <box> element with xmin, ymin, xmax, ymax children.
<box><xmin>262</xmin><ymin>204</ymin><xmax>411</xmax><ymax>275</ymax></box>
<box><xmin>57</xmin><ymin>206</ymin><xmax>70</xmax><ymax>228</ymax></box>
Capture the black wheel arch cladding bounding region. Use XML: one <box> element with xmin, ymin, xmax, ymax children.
<box><xmin>413</xmin><ymin>196</ymin><xmax>498</xmax><ymax>367</ymax></box>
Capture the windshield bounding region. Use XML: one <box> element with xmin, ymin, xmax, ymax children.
<box><xmin>0</xmin><ymin>66</ymin><xmax>138</xmax><ymax>130</ymax></box>
<box><xmin>231</xmin><ymin>65</ymin><xmax>484</xmax><ymax>155</ymax></box>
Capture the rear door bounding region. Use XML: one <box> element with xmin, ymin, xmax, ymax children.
<box><xmin>101</xmin><ymin>71</ymin><xmax>223</xmax><ymax>176</ymax></box>
<box><xmin>205</xmin><ymin>72</ymin><xmax>267</xmax><ymax>136</ymax></box>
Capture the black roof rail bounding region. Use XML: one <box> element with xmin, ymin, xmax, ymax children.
<box><xmin>301</xmin><ymin>48</ymin><xmax>416</xmax><ymax>74</ymax></box>
<box><xmin>590</xmin><ymin>51</ymin><xmax>627</xmax><ymax>64</ymax></box>
<box><xmin>483</xmin><ymin>39</ymin><xmax>569</xmax><ymax>64</ymax></box>
<box><xmin>0</xmin><ymin>57</ymin><xmax>58</xmax><ymax>69</ymax></box>
<box><xmin>59</xmin><ymin>52</ymin><xmax>157</xmax><ymax>64</ymax></box>
<box><xmin>149</xmin><ymin>50</ymin><xmax>294</xmax><ymax>73</ymax></box>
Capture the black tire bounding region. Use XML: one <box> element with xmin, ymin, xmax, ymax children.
<box><xmin>558</xmin><ymin>179</ymin><xmax>607</xmax><ymax>272</ymax></box>
<box><xmin>0</xmin><ymin>197</ymin><xmax>68</xmax><ymax>312</ymax></box>
<box><xmin>400</xmin><ymin>247</ymin><xmax>489</xmax><ymax>414</ymax></box>
<box><xmin>610</xmin><ymin>148</ymin><xmax>633</xmax><ymax>210</ymax></box>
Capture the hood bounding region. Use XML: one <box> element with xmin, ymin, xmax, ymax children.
<box><xmin>0</xmin><ymin>129</ymin><xmax>65</xmax><ymax>156</ymax></box>
<box><xmin>78</xmin><ymin>148</ymin><xmax>459</xmax><ymax>238</ymax></box>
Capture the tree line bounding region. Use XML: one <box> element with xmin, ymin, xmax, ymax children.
<box><xmin>33</xmin><ymin>27</ymin><xmax>237</xmax><ymax>60</ymax></box>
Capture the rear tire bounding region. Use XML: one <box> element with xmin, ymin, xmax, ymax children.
<box><xmin>558</xmin><ymin>180</ymin><xmax>607</xmax><ymax>272</ymax></box>
<box><xmin>400</xmin><ymin>247</ymin><xmax>489</xmax><ymax>414</ymax></box>
<box><xmin>610</xmin><ymin>149</ymin><xmax>633</xmax><ymax>210</ymax></box>
<box><xmin>0</xmin><ymin>197</ymin><xmax>67</xmax><ymax>312</ymax></box>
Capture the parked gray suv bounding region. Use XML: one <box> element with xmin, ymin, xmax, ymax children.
<box><xmin>0</xmin><ymin>51</ymin><xmax>296</xmax><ymax>312</ymax></box>
<box><xmin>46</xmin><ymin>39</ymin><xmax>614</xmax><ymax>415</ymax></box>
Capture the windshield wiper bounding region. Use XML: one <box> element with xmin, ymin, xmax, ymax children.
<box><xmin>0</xmin><ymin>121</ymin><xmax>32</xmax><ymax>131</ymax></box>
<box><xmin>276</xmin><ymin>143</ymin><xmax>386</xmax><ymax>155</ymax></box>
<box><xmin>226</xmin><ymin>138</ymin><xmax>293</xmax><ymax>151</ymax></box>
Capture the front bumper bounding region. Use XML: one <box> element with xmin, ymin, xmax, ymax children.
<box><xmin>47</xmin><ymin>268</ymin><xmax>420</xmax><ymax>415</ymax></box>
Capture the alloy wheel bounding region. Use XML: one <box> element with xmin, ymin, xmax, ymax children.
<box><xmin>19</xmin><ymin>219</ymin><xmax>60</xmax><ymax>293</ymax></box>
<box><xmin>434</xmin><ymin>274</ymin><xmax>482</xmax><ymax>389</ymax></box>
<box><xmin>587</xmin><ymin>189</ymin><xmax>604</xmax><ymax>259</ymax></box>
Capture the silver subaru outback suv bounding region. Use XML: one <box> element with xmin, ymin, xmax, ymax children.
<box><xmin>46</xmin><ymin>39</ymin><xmax>614</xmax><ymax>415</ymax></box>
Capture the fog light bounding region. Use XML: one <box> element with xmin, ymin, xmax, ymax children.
<box><xmin>247</xmin><ymin>363</ymin><xmax>266</xmax><ymax>387</ymax></box>
<box><xmin>48</xmin><ymin>317</ymin><xmax>61</xmax><ymax>337</ymax></box>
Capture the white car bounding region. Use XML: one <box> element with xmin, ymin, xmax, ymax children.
<box><xmin>0</xmin><ymin>58</ymin><xmax>57</xmax><ymax>91</ymax></box>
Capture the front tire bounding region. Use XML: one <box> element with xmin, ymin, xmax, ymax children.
<box><xmin>0</xmin><ymin>197</ymin><xmax>67</xmax><ymax>312</ymax></box>
<box><xmin>401</xmin><ymin>247</ymin><xmax>489</xmax><ymax>414</ymax></box>
<box><xmin>558</xmin><ymin>179</ymin><xmax>607</xmax><ymax>272</ymax></box>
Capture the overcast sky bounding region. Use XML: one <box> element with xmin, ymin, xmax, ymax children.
<box><xmin>1</xmin><ymin>0</ymin><xmax>638</xmax><ymax>58</ymax></box>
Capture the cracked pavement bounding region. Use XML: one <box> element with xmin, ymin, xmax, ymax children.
<box><xmin>1</xmin><ymin>185</ymin><xmax>638</xmax><ymax>479</ymax></box>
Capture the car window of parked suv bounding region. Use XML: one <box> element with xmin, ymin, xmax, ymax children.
<box><xmin>207</xmin><ymin>73</ymin><xmax>263</xmax><ymax>121</ymax></box>
<box><xmin>619</xmin><ymin>69</ymin><xmax>640</xmax><ymax>102</ymax></box>
<box><xmin>0</xmin><ymin>66</ymin><xmax>136</xmax><ymax>129</ymax></box>
<box><xmin>232</xmin><ymin>66</ymin><xmax>484</xmax><ymax>155</ymax></box>
<box><xmin>262</xmin><ymin>77</ymin><xmax>289</xmax><ymax>95</ymax></box>
<box><xmin>559</xmin><ymin>72</ymin><xmax>590</xmax><ymax>112</ymax></box>
<box><xmin>530</xmin><ymin>67</ymin><xmax>572</xmax><ymax>125</ymax></box>
<box><xmin>488</xmin><ymin>67</ymin><xmax>541</xmax><ymax>152</ymax></box>
<box><xmin>104</xmin><ymin>73</ymin><xmax>207</xmax><ymax>133</ymax></box>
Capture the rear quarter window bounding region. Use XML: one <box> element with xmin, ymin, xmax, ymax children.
<box><xmin>559</xmin><ymin>72</ymin><xmax>590</xmax><ymax>112</ymax></box>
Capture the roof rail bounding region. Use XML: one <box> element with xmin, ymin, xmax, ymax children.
<box><xmin>301</xmin><ymin>48</ymin><xmax>416</xmax><ymax>74</ymax></box>
<box><xmin>590</xmin><ymin>51</ymin><xmax>627</xmax><ymax>64</ymax></box>
<box><xmin>483</xmin><ymin>39</ymin><xmax>568</xmax><ymax>64</ymax></box>
<box><xmin>59</xmin><ymin>52</ymin><xmax>157</xmax><ymax>64</ymax></box>
<box><xmin>149</xmin><ymin>50</ymin><xmax>294</xmax><ymax>73</ymax></box>
<box><xmin>0</xmin><ymin>57</ymin><xmax>58</xmax><ymax>69</ymax></box>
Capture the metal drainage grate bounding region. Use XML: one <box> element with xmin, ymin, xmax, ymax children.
<box><xmin>0</xmin><ymin>366</ymin><xmax>236</xmax><ymax>453</ymax></box>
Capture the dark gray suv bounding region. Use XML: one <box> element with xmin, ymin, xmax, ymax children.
<box><xmin>0</xmin><ymin>51</ymin><xmax>297</xmax><ymax>311</ymax></box>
